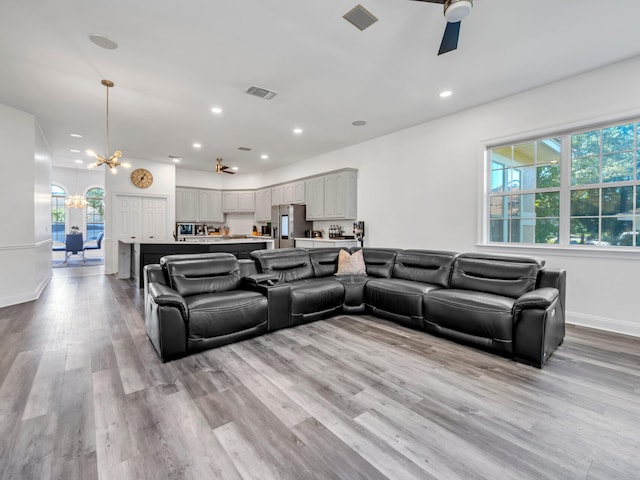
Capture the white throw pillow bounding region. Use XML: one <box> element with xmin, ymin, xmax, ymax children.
<box><xmin>336</xmin><ymin>249</ymin><xmax>366</xmax><ymax>276</ymax></box>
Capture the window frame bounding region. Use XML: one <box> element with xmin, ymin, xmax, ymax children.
<box><xmin>51</xmin><ymin>184</ymin><xmax>66</xmax><ymax>243</ymax></box>
<box><xmin>482</xmin><ymin>118</ymin><xmax>640</xmax><ymax>252</ymax></box>
<box><xmin>85</xmin><ymin>187</ymin><xmax>105</xmax><ymax>241</ymax></box>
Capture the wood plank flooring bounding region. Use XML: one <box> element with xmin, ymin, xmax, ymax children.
<box><xmin>0</xmin><ymin>270</ymin><xmax>639</xmax><ymax>479</ymax></box>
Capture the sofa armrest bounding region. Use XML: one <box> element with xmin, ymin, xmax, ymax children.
<box><xmin>513</xmin><ymin>287</ymin><xmax>558</xmax><ymax>312</ymax></box>
<box><xmin>148</xmin><ymin>283</ymin><xmax>188</xmax><ymax>319</ymax></box>
<box><xmin>513</xmin><ymin>287</ymin><xmax>565</xmax><ymax>368</ymax></box>
<box><xmin>242</xmin><ymin>277</ymin><xmax>291</xmax><ymax>331</ymax></box>
<box><xmin>146</xmin><ymin>283</ymin><xmax>189</xmax><ymax>361</ymax></box>
<box><xmin>242</xmin><ymin>273</ymin><xmax>279</xmax><ymax>288</ymax></box>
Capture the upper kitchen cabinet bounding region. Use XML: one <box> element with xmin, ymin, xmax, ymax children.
<box><xmin>271</xmin><ymin>185</ymin><xmax>284</xmax><ymax>206</ymax></box>
<box><xmin>176</xmin><ymin>187</ymin><xmax>223</xmax><ymax>222</ymax></box>
<box><xmin>305</xmin><ymin>176</ymin><xmax>325</xmax><ymax>220</ymax></box>
<box><xmin>324</xmin><ymin>170</ymin><xmax>357</xmax><ymax>219</ymax></box>
<box><xmin>176</xmin><ymin>187</ymin><xmax>198</xmax><ymax>221</ymax></box>
<box><xmin>223</xmin><ymin>191</ymin><xmax>255</xmax><ymax>213</ymax></box>
<box><xmin>255</xmin><ymin>188</ymin><xmax>272</xmax><ymax>222</ymax></box>
<box><xmin>284</xmin><ymin>181</ymin><xmax>305</xmax><ymax>204</ymax></box>
<box><xmin>198</xmin><ymin>189</ymin><xmax>223</xmax><ymax>222</ymax></box>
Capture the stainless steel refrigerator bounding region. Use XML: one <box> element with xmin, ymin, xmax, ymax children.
<box><xmin>271</xmin><ymin>204</ymin><xmax>312</xmax><ymax>248</ymax></box>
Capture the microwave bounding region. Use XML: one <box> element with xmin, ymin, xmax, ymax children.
<box><xmin>176</xmin><ymin>223</ymin><xmax>195</xmax><ymax>236</ymax></box>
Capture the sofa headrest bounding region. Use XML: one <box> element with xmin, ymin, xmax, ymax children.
<box><xmin>393</xmin><ymin>250</ymin><xmax>457</xmax><ymax>287</ymax></box>
<box><xmin>160</xmin><ymin>253</ymin><xmax>240</xmax><ymax>297</ymax></box>
<box><xmin>351</xmin><ymin>248</ymin><xmax>398</xmax><ymax>278</ymax></box>
<box><xmin>308</xmin><ymin>248</ymin><xmax>342</xmax><ymax>277</ymax></box>
<box><xmin>450</xmin><ymin>252</ymin><xmax>544</xmax><ymax>298</ymax></box>
<box><xmin>250</xmin><ymin>248</ymin><xmax>314</xmax><ymax>282</ymax></box>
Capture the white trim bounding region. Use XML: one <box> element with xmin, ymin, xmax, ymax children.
<box><xmin>0</xmin><ymin>239</ymin><xmax>52</xmax><ymax>251</ymax></box>
<box><xmin>476</xmin><ymin>242</ymin><xmax>640</xmax><ymax>262</ymax></box>
<box><xmin>567</xmin><ymin>312</ymin><xmax>640</xmax><ymax>338</ymax></box>
<box><xmin>0</xmin><ymin>275</ymin><xmax>51</xmax><ymax>309</ymax></box>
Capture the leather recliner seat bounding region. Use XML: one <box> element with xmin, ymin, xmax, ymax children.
<box><xmin>144</xmin><ymin>253</ymin><xmax>268</xmax><ymax>360</ymax></box>
<box><xmin>250</xmin><ymin>248</ymin><xmax>345</xmax><ymax>326</ymax></box>
<box><xmin>364</xmin><ymin>249</ymin><xmax>457</xmax><ymax>328</ymax></box>
<box><xmin>423</xmin><ymin>253</ymin><xmax>544</xmax><ymax>356</ymax></box>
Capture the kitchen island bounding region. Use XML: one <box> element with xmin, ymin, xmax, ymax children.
<box><xmin>118</xmin><ymin>237</ymin><xmax>274</xmax><ymax>287</ymax></box>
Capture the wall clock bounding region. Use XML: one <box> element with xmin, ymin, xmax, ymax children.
<box><xmin>130</xmin><ymin>168</ymin><xmax>153</xmax><ymax>188</ymax></box>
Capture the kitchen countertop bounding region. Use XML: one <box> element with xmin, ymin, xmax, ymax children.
<box><xmin>119</xmin><ymin>237</ymin><xmax>274</xmax><ymax>245</ymax></box>
<box><xmin>294</xmin><ymin>237</ymin><xmax>356</xmax><ymax>242</ymax></box>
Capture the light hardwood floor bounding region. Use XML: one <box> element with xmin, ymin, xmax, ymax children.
<box><xmin>0</xmin><ymin>271</ymin><xmax>639</xmax><ymax>480</ymax></box>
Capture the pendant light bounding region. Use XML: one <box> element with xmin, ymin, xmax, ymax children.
<box><xmin>86</xmin><ymin>79</ymin><xmax>131</xmax><ymax>174</ymax></box>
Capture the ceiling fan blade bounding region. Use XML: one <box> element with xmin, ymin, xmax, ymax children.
<box><xmin>438</xmin><ymin>21</ymin><xmax>461</xmax><ymax>55</ymax></box>
<box><xmin>224</xmin><ymin>170</ymin><xmax>235</xmax><ymax>174</ymax></box>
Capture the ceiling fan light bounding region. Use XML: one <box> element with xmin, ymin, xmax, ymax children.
<box><xmin>444</xmin><ymin>0</ymin><xmax>472</xmax><ymax>23</ymax></box>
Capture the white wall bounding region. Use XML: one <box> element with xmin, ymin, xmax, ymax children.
<box><xmin>245</xmin><ymin>56</ymin><xmax>640</xmax><ymax>337</ymax></box>
<box><xmin>104</xmin><ymin>158</ymin><xmax>176</xmax><ymax>274</ymax></box>
<box><xmin>0</xmin><ymin>103</ymin><xmax>51</xmax><ymax>307</ymax></box>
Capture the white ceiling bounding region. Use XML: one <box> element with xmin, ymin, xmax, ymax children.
<box><xmin>2</xmin><ymin>0</ymin><xmax>640</xmax><ymax>174</ymax></box>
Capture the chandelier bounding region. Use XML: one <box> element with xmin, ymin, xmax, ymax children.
<box><xmin>65</xmin><ymin>167</ymin><xmax>88</xmax><ymax>208</ymax></box>
<box><xmin>65</xmin><ymin>194</ymin><xmax>88</xmax><ymax>209</ymax></box>
<box><xmin>87</xmin><ymin>79</ymin><xmax>131</xmax><ymax>174</ymax></box>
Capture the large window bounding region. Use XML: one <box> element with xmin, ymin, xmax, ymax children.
<box><xmin>487</xmin><ymin>120</ymin><xmax>640</xmax><ymax>247</ymax></box>
<box><xmin>489</xmin><ymin>138</ymin><xmax>561</xmax><ymax>244</ymax></box>
<box><xmin>86</xmin><ymin>187</ymin><xmax>105</xmax><ymax>240</ymax></box>
<box><xmin>51</xmin><ymin>184</ymin><xmax>66</xmax><ymax>242</ymax></box>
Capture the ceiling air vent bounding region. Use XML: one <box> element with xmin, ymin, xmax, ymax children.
<box><xmin>237</xmin><ymin>146</ymin><xmax>252</xmax><ymax>151</ymax></box>
<box><xmin>343</xmin><ymin>4</ymin><xmax>378</xmax><ymax>31</ymax></box>
<box><xmin>246</xmin><ymin>86</ymin><xmax>278</xmax><ymax>100</ymax></box>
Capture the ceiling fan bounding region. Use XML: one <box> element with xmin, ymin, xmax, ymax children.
<box><xmin>215</xmin><ymin>158</ymin><xmax>235</xmax><ymax>174</ymax></box>
<box><xmin>411</xmin><ymin>0</ymin><xmax>473</xmax><ymax>55</ymax></box>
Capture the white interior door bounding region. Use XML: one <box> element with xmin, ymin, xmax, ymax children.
<box><xmin>143</xmin><ymin>197</ymin><xmax>167</xmax><ymax>240</ymax></box>
<box><xmin>115</xmin><ymin>195</ymin><xmax>143</xmax><ymax>241</ymax></box>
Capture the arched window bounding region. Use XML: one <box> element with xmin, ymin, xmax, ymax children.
<box><xmin>86</xmin><ymin>187</ymin><xmax>105</xmax><ymax>241</ymax></box>
<box><xmin>51</xmin><ymin>184</ymin><xmax>66</xmax><ymax>242</ymax></box>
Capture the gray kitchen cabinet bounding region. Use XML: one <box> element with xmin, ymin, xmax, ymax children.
<box><xmin>284</xmin><ymin>181</ymin><xmax>305</xmax><ymax>204</ymax></box>
<box><xmin>223</xmin><ymin>191</ymin><xmax>255</xmax><ymax>213</ymax></box>
<box><xmin>176</xmin><ymin>187</ymin><xmax>223</xmax><ymax>222</ymax></box>
<box><xmin>198</xmin><ymin>189</ymin><xmax>223</xmax><ymax>222</ymax></box>
<box><xmin>305</xmin><ymin>176</ymin><xmax>325</xmax><ymax>220</ymax></box>
<box><xmin>271</xmin><ymin>185</ymin><xmax>284</xmax><ymax>206</ymax></box>
<box><xmin>324</xmin><ymin>170</ymin><xmax>357</xmax><ymax>219</ymax></box>
<box><xmin>238</xmin><ymin>191</ymin><xmax>255</xmax><ymax>212</ymax></box>
<box><xmin>255</xmin><ymin>188</ymin><xmax>272</xmax><ymax>221</ymax></box>
<box><xmin>175</xmin><ymin>187</ymin><xmax>198</xmax><ymax>221</ymax></box>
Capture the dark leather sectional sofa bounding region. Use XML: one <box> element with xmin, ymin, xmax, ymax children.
<box><xmin>144</xmin><ymin>247</ymin><xmax>566</xmax><ymax>368</ymax></box>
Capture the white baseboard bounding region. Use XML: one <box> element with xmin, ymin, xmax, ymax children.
<box><xmin>0</xmin><ymin>274</ymin><xmax>51</xmax><ymax>309</ymax></box>
<box><xmin>567</xmin><ymin>311</ymin><xmax>640</xmax><ymax>338</ymax></box>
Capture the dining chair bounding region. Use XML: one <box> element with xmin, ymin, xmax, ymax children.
<box><xmin>64</xmin><ymin>233</ymin><xmax>85</xmax><ymax>263</ymax></box>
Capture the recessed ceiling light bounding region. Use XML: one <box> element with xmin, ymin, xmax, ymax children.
<box><xmin>352</xmin><ymin>120</ymin><xmax>367</xmax><ymax>126</ymax></box>
<box><xmin>439</xmin><ymin>90</ymin><xmax>453</xmax><ymax>98</ymax></box>
<box><xmin>70</xmin><ymin>133</ymin><xmax>83</xmax><ymax>138</ymax></box>
<box><xmin>211</xmin><ymin>107</ymin><xmax>223</xmax><ymax>114</ymax></box>
<box><xmin>193</xmin><ymin>143</ymin><xmax>202</xmax><ymax>148</ymax></box>
<box><xmin>70</xmin><ymin>149</ymin><xmax>81</xmax><ymax>153</ymax></box>
<box><xmin>85</xmin><ymin>149</ymin><xmax>96</xmax><ymax>156</ymax></box>
<box><xmin>169</xmin><ymin>155</ymin><xmax>182</xmax><ymax>163</ymax></box>
<box><xmin>74</xmin><ymin>159</ymin><xmax>83</xmax><ymax>164</ymax></box>
<box><xmin>89</xmin><ymin>33</ymin><xmax>118</xmax><ymax>50</ymax></box>
<box><xmin>293</xmin><ymin>128</ymin><xmax>303</xmax><ymax>135</ymax></box>
<box><xmin>261</xmin><ymin>154</ymin><xmax>269</xmax><ymax>160</ymax></box>
<box><xmin>232</xmin><ymin>166</ymin><xmax>239</xmax><ymax>171</ymax></box>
